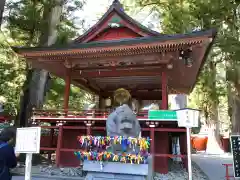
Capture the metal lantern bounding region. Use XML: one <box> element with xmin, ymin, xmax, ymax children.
<box><xmin>176</xmin><ymin>108</ymin><xmax>200</xmax><ymax>128</ymax></box>
<box><xmin>176</xmin><ymin>108</ymin><xmax>200</xmax><ymax>180</ymax></box>
<box><xmin>105</xmin><ymin>98</ymin><xmax>112</xmax><ymax>107</ymax></box>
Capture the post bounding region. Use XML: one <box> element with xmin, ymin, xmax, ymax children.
<box><xmin>186</xmin><ymin>127</ymin><xmax>192</xmax><ymax>180</ymax></box>
<box><xmin>48</xmin><ymin>128</ymin><xmax>54</xmax><ymax>160</ymax></box>
<box><xmin>87</xmin><ymin>126</ymin><xmax>91</xmax><ymax>135</ymax></box>
<box><xmin>161</xmin><ymin>72</ymin><xmax>168</xmax><ymax>110</ymax></box>
<box><xmin>56</xmin><ymin>125</ymin><xmax>63</xmax><ymax>167</ymax></box>
<box><xmin>15</xmin><ymin>127</ymin><xmax>41</xmax><ymax>180</ymax></box>
<box><xmin>25</xmin><ymin>153</ymin><xmax>33</xmax><ymax>180</ymax></box>
<box><xmin>225</xmin><ymin>164</ymin><xmax>230</xmax><ymax>180</ymax></box>
<box><xmin>150</xmin><ymin>128</ymin><xmax>155</xmax><ymax>172</ymax></box>
<box><xmin>64</xmin><ymin>68</ymin><xmax>71</xmax><ymax>110</ymax></box>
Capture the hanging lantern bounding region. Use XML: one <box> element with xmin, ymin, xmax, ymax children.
<box><xmin>176</xmin><ymin>108</ymin><xmax>200</xmax><ymax>128</ymax></box>
<box><xmin>179</xmin><ymin>48</ymin><xmax>193</xmax><ymax>67</ymax></box>
<box><xmin>105</xmin><ymin>98</ymin><xmax>112</xmax><ymax>107</ymax></box>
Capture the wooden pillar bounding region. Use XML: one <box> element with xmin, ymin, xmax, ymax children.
<box><xmin>56</xmin><ymin>125</ymin><xmax>63</xmax><ymax>167</ymax></box>
<box><xmin>48</xmin><ymin>128</ymin><xmax>54</xmax><ymax>161</ymax></box>
<box><xmin>64</xmin><ymin>68</ymin><xmax>71</xmax><ymax>110</ymax></box>
<box><xmin>161</xmin><ymin>72</ymin><xmax>168</xmax><ymax>110</ymax></box>
<box><xmin>155</xmin><ymin>132</ymin><xmax>169</xmax><ymax>174</ymax></box>
<box><xmin>150</xmin><ymin>128</ymin><xmax>155</xmax><ymax>172</ymax></box>
<box><xmin>99</xmin><ymin>96</ymin><xmax>105</xmax><ymax>109</ymax></box>
<box><xmin>87</xmin><ymin>125</ymin><xmax>92</xmax><ymax>135</ymax></box>
<box><xmin>94</xmin><ymin>95</ymin><xmax>99</xmax><ymax>109</ymax></box>
<box><xmin>180</xmin><ymin>132</ymin><xmax>188</xmax><ymax>171</ymax></box>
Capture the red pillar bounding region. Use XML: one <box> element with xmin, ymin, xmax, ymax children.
<box><xmin>56</xmin><ymin>125</ymin><xmax>63</xmax><ymax>167</ymax></box>
<box><xmin>180</xmin><ymin>132</ymin><xmax>188</xmax><ymax>171</ymax></box>
<box><xmin>64</xmin><ymin>68</ymin><xmax>71</xmax><ymax>110</ymax></box>
<box><xmin>48</xmin><ymin>128</ymin><xmax>54</xmax><ymax>160</ymax></box>
<box><xmin>155</xmin><ymin>132</ymin><xmax>169</xmax><ymax>173</ymax></box>
<box><xmin>161</xmin><ymin>72</ymin><xmax>168</xmax><ymax>110</ymax></box>
<box><xmin>150</xmin><ymin>128</ymin><xmax>155</xmax><ymax>172</ymax></box>
<box><xmin>56</xmin><ymin>68</ymin><xmax>70</xmax><ymax>167</ymax></box>
<box><xmin>87</xmin><ymin>126</ymin><xmax>91</xmax><ymax>135</ymax></box>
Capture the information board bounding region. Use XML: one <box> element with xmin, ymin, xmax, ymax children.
<box><xmin>15</xmin><ymin>127</ymin><xmax>41</xmax><ymax>154</ymax></box>
<box><xmin>231</xmin><ymin>135</ymin><xmax>240</xmax><ymax>178</ymax></box>
<box><xmin>148</xmin><ymin>110</ymin><xmax>177</xmax><ymax>121</ymax></box>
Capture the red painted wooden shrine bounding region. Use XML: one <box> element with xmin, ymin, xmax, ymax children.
<box><xmin>0</xmin><ymin>109</ymin><xmax>11</xmax><ymax>123</ymax></box>
<box><xmin>13</xmin><ymin>0</ymin><xmax>216</xmax><ymax>174</ymax></box>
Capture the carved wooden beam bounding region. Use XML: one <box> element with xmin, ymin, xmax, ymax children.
<box><xmin>36</xmin><ymin>53</ymin><xmax>171</xmax><ymax>64</ymax></box>
<box><xmin>73</xmin><ymin>68</ymin><xmax>163</xmax><ymax>78</ymax></box>
<box><xmin>73</xmin><ymin>79</ymin><xmax>100</xmax><ymax>95</ymax></box>
<box><xmin>74</xmin><ymin>63</ymin><xmax>165</xmax><ymax>70</ymax></box>
<box><xmin>103</xmin><ymin>84</ymin><xmax>162</xmax><ymax>91</ymax></box>
<box><xmin>101</xmin><ymin>91</ymin><xmax>162</xmax><ymax>100</ymax></box>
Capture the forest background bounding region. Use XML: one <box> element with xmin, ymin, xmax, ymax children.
<box><xmin>0</xmin><ymin>0</ymin><xmax>239</xmax><ymax>149</ymax></box>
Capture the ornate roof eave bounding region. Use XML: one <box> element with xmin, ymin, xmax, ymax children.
<box><xmin>189</xmin><ymin>28</ymin><xmax>218</xmax><ymax>93</ymax></box>
<box><xmin>13</xmin><ymin>29</ymin><xmax>216</xmax><ymax>58</ymax></box>
<box><xmin>73</xmin><ymin>0</ymin><xmax>160</xmax><ymax>43</ymax></box>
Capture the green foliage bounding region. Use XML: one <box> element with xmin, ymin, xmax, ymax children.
<box><xmin>0</xmin><ymin>0</ymin><xmax>89</xmax><ymax>117</ymax></box>
<box><xmin>128</xmin><ymin>0</ymin><xmax>230</xmax><ymax>127</ymax></box>
<box><xmin>5</xmin><ymin>0</ymin><xmax>84</xmax><ymax>46</ymax></box>
<box><xmin>44</xmin><ymin>76</ymin><xmax>93</xmax><ymax>110</ymax></box>
<box><xmin>0</xmin><ymin>32</ymin><xmax>26</xmax><ymax>115</ymax></box>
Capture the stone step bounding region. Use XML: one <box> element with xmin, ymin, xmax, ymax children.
<box><xmin>85</xmin><ymin>172</ymin><xmax>146</xmax><ymax>180</ymax></box>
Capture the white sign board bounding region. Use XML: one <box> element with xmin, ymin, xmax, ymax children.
<box><xmin>176</xmin><ymin>109</ymin><xmax>199</xmax><ymax>128</ymax></box>
<box><xmin>15</xmin><ymin>127</ymin><xmax>41</xmax><ymax>154</ymax></box>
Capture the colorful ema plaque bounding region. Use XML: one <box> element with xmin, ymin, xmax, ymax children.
<box><xmin>78</xmin><ymin>136</ymin><xmax>150</xmax><ymax>151</ymax></box>
<box><xmin>74</xmin><ymin>135</ymin><xmax>151</xmax><ymax>165</ymax></box>
<box><xmin>74</xmin><ymin>151</ymin><xmax>148</xmax><ymax>164</ymax></box>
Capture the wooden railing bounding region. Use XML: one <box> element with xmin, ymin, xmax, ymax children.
<box><xmin>33</xmin><ymin>109</ymin><xmax>149</xmax><ymax>116</ymax></box>
<box><xmin>32</xmin><ymin>109</ymin><xmax>152</xmax><ymax>123</ymax></box>
<box><xmin>223</xmin><ymin>164</ymin><xmax>234</xmax><ymax>180</ymax></box>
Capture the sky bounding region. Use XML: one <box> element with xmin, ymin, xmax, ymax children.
<box><xmin>77</xmin><ymin>0</ymin><xmax>160</xmax><ymax>33</ymax></box>
<box><xmin>80</xmin><ymin>0</ymin><xmax>112</xmax><ymax>27</ymax></box>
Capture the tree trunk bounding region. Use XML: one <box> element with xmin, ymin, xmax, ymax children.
<box><xmin>18</xmin><ymin>0</ymin><xmax>64</xmax><ymax>127</ymax></box>
<box><xmin>0</xmin><ymin>0</ymin><xmax>6</xmax><ymax>26</ymax></box>
<box><xmin>206</xmin><ymin>62</ymin><xmax>223</xmax><ymax>154</ymax></box>
<box><xmin>206</xmin><ymin>106</ymin><xmax>224</xmax><ymax>154</ymax></box>
<box><xmin>231</xmin><ymin>95</ymin><xmax>240</xmax><ymax>134</ymax></box>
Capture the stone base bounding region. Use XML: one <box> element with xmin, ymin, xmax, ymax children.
<box><xmin>83</xmin><ymin>161</ymin><xmax>148</xmax><ymax>175</ymax></box>
<box><xmin>83</xmin><ymin>160</ymin><xmax>152</xmax><ymax>180</ymax></box>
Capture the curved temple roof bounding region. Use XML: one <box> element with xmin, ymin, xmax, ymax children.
<box><xmin>11</xmin><ymin>0</ymin><xmax>217</xmax><ymax>98</ymax></box>
<box><xmin>13</xmin><ymin>29</ymin><xmax>215</xmax><ymax>56</ymax></box>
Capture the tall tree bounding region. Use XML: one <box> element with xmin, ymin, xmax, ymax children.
<box><xmin>0</xmin><ymin>0</ymin><xmax>6</xmax><ymax>26</ymax></box>
<box><xmin>4</xmin><ymin>0</ymin><xmax>86</xmax><ymax>126</ymax></box>
<box><xmin>128</xmin><ymin>0</ymin><xmax>228</xmax><ymax>152</ymax></box>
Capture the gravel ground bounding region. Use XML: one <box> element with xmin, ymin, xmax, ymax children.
<box><xmin>154</xmin><ymin>162</ymin><xmax>209</xmax><ymax>180</ymax></box>
<box><xmin>13</xmin><ymin>160</ymin><xmax>209</xmax><ymax>180</ymax></box>
<box><xmin>192</xmin><ymin>153</ymin><xmax>233</xmax><ymax>180</ymax></box>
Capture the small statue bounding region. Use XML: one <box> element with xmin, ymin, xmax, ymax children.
<box><xmin>106</xmin><ymin>104</ymin><xmax>141</xmax><ymax>138</ymax></box>
<box><xmin>106</xmin><ymin>88</ymin><xmax>141</xmax><ymax>153</ymax></box>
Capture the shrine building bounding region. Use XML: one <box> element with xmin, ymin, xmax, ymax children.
<box><xmin>13</xmin><ymin>0</ymin><xmax>216</xmax><ymax>174</ymax></box>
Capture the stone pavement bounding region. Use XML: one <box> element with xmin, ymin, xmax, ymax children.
<box><xmin>192</xmin><ymin>153</ymin><xmax>233</xmax><ymax>180</ymax></box>
<box><xmin>13</xmin><ymin>176</ymin><xmax>57</xmax><ymax>180</ymax></box>
<box><xmin>12</xmin><ymin>175</ymin><xmax>84</xmax><ymax>180</ymax></box>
